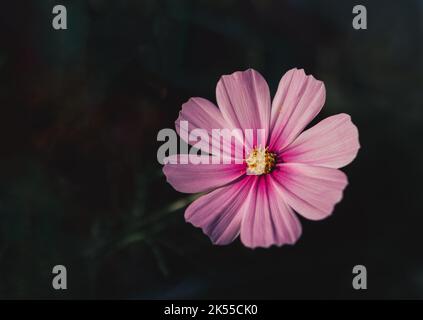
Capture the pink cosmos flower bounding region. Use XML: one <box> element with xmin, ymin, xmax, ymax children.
<box><xmin>163</xmin><ymin>68</ymin><xmax>360</xmax><ymax>248</ymax></box>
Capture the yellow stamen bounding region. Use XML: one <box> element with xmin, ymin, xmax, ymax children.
<box><xmin>245</xmin><ymin>147</ymin><xmax>277</xmax><ymax>175</ymax></box>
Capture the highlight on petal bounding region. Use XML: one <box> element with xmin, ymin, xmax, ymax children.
<box><xmin>185</xmin><ymin>176</ymin><xmax>254</xmax><ymax>245</ymax></box>
<box><xmin>273</xmin><ymin>163</ymin><xmax>348</xmax><ymax>221</ymax></box>
<box><xmin>163</xmin><ymin>155</ymin><xmax>245</xmax><ymax>193</ymax></box>
<box><xmin>269</xmin><ymin>68</ymin><xmax>326</xmax><ymax>151</ymax></box>
<box><xmin>281</xmin><ymin>113</ymin><xmax>360</xmax><ymax>168</ymax></box>
<box><xmin>240</xmin><ymin>176</ymin><xmax>302</xmax><ymax>249</ymax></box>
<box><xmin>216</xmin><ymin>69</ymin><xmax>271</xmax><ymax>147</ymax></box>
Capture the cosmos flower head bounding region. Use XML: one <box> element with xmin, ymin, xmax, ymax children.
<box><xmin>163</xmin><ymin>68</ymin><xmax>360</xmax><ymax>249</ymax></box>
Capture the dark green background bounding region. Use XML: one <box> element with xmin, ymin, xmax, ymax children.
<box><xmin>0</xmin><ymin>0</ymin><xmax>422</xmax><ymax>299</ymax></box>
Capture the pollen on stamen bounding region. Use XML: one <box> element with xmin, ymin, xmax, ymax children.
<box><xmin>245</xmin><ymin>146</ymin><xmax>277</xmax><ymax>175</ymax></box>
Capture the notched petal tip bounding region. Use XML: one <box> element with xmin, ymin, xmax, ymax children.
<box><xmin>281</xmin><ymin>112</ymin><xmax>360</xmax><ymax>169</ymax></box>
<box><xmin>335</xmin><ymin>113</ymin><xmax>361</xmax><ymax>166</ymax></box>
<box><xmin>184</xmin><ymin>207</ymin><xmax>234</xmax><ymax>246</ymax></box>
<box><xmin>240</xmin><ymin>237</ymin><xmax>301</xmax><ymax>250</ymax></box>
<box><xmin>269</xmin><ymin>67</ymin><xmax>327</xmax><ymax>150</ymax></box>
<box><xmin>284</xmin><ymin>68</ymin><xmax>326</xmax><ymax>91</ymax></box>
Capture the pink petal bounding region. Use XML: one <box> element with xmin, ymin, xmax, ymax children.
<box><xmin>273</xmin><ymin>163</ymin><xmax>348</xmax><ymax>221</ymax></box>
<box><xmin>216</xmin><ymin>69</ymin><xmax>271</xmax><ymax>148</ymax></box>
<box><xmin>163</xmin><ymin>155</ymin><xmax>245</xmax><ymax>193</ymax></box>
<box><xmin>282</xmin><ymin>114</ymin><xmax>360</xmax><ymax>168</ymax></box>
<box><xmin>240</xmin><ymin>176</ymin><xmax>302</xmax><ymax>249</ymax></box>
<box><xmin>185</xmin><ymin>176</ymin><xmax>254</xmax><ymax>245</ymax></box>
<box><xmin>176</xmin><ymin>97</ymin><xmax>237</xmax><ymax>157</ymax></box>
<box><xmin>269</xmin><ymin>68</ymin><xmax>326</xmax><ymax>151</ymax></box>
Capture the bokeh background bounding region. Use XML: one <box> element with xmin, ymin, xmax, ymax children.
<box><xmin>0</xmin><ymin>0</ymin><xmax>422</xmax><ymax>299</ymax></box>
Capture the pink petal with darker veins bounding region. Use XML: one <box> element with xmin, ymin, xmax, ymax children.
<box><xmin>269</xmin><ymin>68</ymin><xmax>326</xmax><ymax>151</ymax></box>
<box><xmin>240</xmin><ymin>175</ymin><xmax>302</xmax><ymax>249</ymax></box>
<box><xmin>163</xmin><ymin>154</ymin><xmax>245</xmax><ymax>194</ymax></box>
<box><xmin>216</xmin><ymin>69</ymin><xmax>271</xmax><ymax>149</ymax></box>
<box><xmin>273</xmin><ymin>163</ymin><xmax>348</xmax><ymax>221</ymax></box>
<box><xmin>282</xmin><ymin>113</ymin><xmax>360</xmax><ymax>168</ymax></box>
<box><xmin>176</xmin><ymin>97</ymin><xmax>239</xmax><ymax>157</ymax></box>
<box><xmin>185</xmin><ymin>176</ymin><xmax>254</xmax><ymax>245</ymax></box>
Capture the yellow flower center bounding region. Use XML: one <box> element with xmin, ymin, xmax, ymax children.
<box><xmin>245</xmin><ymin>147</ymin><xmax>277</xmax><ymax>175</ymax></box>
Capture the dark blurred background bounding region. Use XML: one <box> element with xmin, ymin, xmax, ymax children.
<box><xmin>0</xmin><ymin>0</ymin><xmax>422</xmax><ymax>299</ymax></box>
